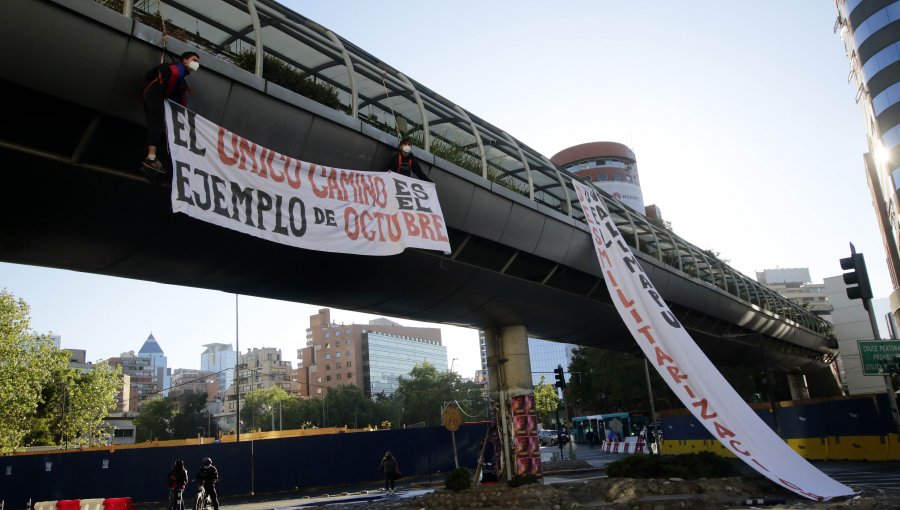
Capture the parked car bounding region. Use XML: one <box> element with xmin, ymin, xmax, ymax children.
<box><xmin>538</xmin><ymin>430</ymin><xmax>557</xmax><ymax>446</ymax></box>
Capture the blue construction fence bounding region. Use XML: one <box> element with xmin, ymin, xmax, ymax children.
<box><xmin>658</xmin><ymin>393</ymin><xmax>900</xmax><ymax>460</ymax></box>
<box><xmin>0</xmin><ymin>423</ymin><xmax>489</xmax><ymax>505</ymax></box>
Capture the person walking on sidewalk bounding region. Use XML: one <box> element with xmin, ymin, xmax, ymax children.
<box><xmin>378</xmin><ymin>451</ymin><xmax>401</xmax><ymax>495</ymax></box>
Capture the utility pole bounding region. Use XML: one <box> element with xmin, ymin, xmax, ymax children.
<box><xmin>554</xmin><ymin>365</ymin><xmax>567</xmax><ymax>460</ymax></box>
<box><xmin>235</xmin><ymin>294</ymin><xmax>240</xmax><ymax>443</ymax></box>
<box><xmin>643</xmin><ymin>359</ymin><xmax>661</xmax><ymax>454</ymax></box>
<box><xmin>864</xmin><ymin>300</ymin><xmax>900</xmax><ymax>432</ymax></box>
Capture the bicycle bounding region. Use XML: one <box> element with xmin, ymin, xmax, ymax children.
<box><xmin>194</xmin><ymin>485</ymin><xmax>212</xmax><ymax>510</ymax></box>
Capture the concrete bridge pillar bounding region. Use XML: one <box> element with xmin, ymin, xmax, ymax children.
<box><xmin>484</xmin><ymin>325</ymin><xmax>534</xmax><ymax>481</ymax></box>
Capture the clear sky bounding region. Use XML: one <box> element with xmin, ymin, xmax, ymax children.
<box><xmin>0</xmin><ymin>2</ymin><xmax>887</xmax><ymax>376</ymax></box>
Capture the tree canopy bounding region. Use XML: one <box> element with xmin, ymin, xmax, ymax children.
<box><xmin>533</xmin><ymin>376</ymin><xmax>559</xmax><ymax>428</ymax></box>
<box><xmin>393</xmin><ymin>362</ymin><xmax>487</xmax><ymax>427</ymax></box>
<box><xmin>0</xmin><ymin>289</ymin><xmax>121</xmax><ymax>452</ymax></box>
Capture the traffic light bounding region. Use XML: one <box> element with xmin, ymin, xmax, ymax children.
<box><xmin>840</xmin><ymin>243</ymin><xmax>873</xmax><ymax>301</ymax></box>
<box><xmin>554</xmin><ymin>365</ymin><xmax>566</xmax><ymax>389</ymax></box>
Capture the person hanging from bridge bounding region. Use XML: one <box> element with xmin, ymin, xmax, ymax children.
<box><xmin>139</xmin><ymin>51</ymin><xmax>200</xmax><ymax>176</ymax></box>
<box><xmin>384</xmin><ymin>136</ymin><xmax>432</xmax><ymax>182</ymax></box>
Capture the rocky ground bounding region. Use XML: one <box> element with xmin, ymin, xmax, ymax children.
<box><xmin>315</xmin><ymin>461</ymin><xmax>897</xmax><ymax>510</ymax></box>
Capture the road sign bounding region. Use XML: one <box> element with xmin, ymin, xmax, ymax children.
<box><xmin>442</xmin><ymin>405</ymin><xmax>462</xmax><ymax>432</ymax></box>
<box><xmin>857</xmin><ymin>340</ymin><xmax>900</xmax><ymax>376</ymax></box>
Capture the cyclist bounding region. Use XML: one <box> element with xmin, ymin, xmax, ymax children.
<box><xmin>167</xmin><ymin>459</ymin><xmax>188</xmax><ymax>510</ymax></box>
<box><xmin>195</xmin><ymin>457</ymin><xmax>219</xmax><ymax>510</ymax></box>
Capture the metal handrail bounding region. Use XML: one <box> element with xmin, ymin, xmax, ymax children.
<box><xmin>101</xmin><ymin>0</ymin><xmax>834</xmax><ymax>339</ymax></box>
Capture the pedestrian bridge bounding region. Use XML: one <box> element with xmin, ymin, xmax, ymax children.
<box><xmin>0</xmin><ymin>0</ymin><xmax>839</xmax><ymax>384</ymax></box>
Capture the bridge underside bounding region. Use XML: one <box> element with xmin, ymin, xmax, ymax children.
<box><xmin>0</xmin><ymin>78</ymin><xmax>834</xmax><ymax>383</ymax></box>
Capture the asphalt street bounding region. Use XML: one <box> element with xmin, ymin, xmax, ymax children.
<box><xmin>201</xmin><ymin>446</ymin><xmax>900</xmax><ymax>510</ymax></box>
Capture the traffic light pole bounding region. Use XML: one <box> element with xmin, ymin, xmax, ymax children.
<box><xmin>841</xmin><ymin>244</ymin><xmax>900</xmax><ymax>432</ymax></box>
<box><xmin>554</xmin><ymin>365</ymin><xmax>567</xmax><ymax>460</ymax></box>
<box><xmin>863</xmin><ymin>297</ymin><xmax>900</xmax><ymax>433</ymax></box>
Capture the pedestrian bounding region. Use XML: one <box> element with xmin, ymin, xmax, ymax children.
<box><xmin>585</xmin><ymin>429</ymin><xmax>595</xmax><ymax>449</ymax></box>
<box><xmin>139</xmin><ymin>51</ymin><xmax>200</xmax><ymax>176</ymax></box>
<box><xmin>167</xmin><ymin>459</ymin><xmax>188</xmax><ymax>510</ymax></box>
<box><xmin>384</xmin><ymin>137</ymin><xmax>431</xmax><ymax>182</ymax></box>
<box><xmin>378</xmin><ymin>451</ymin><xmax>401</xmax><ymax>495</ymax></box>
<box><xmin>194</xmin><ymin>457</ymin><xmax>219</xmax><ymax>510</ymax></box>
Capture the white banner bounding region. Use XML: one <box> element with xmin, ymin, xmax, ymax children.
<box><xmin>164</xmin><ymin>101</ymin><xmax>451</xmax><ymax>256</ymax></box>
<box><xmin>572</xmin><ymin>180</ymin><xmax>854</xmax><ymax>501</ymax></box>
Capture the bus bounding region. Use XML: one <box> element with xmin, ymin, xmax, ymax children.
<box><xmin>571</xmin><ymin>411</ymin><xmax>650</xmax><ymax>443</ymax></box>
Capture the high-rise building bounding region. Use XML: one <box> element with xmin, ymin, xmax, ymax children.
<box><xmin>478</xmin><ymin>333</ymin><xmax>575</xmax><ymax>388</ymax></box>
<box><xmin>168</xmin><ymin>368</ymin><xmax>218</xmax><ymax>401</ymax></box>
<box><xmin>756</xmin><ymin>268</ymin><xmax>834</xmax><ymax>316</ymax></box>
<box><xmin>297</xmin><ymin>308</ymin><xmax>447</xmax><ymax>398</ymax></box>
<box><xmin>108</xmin><ymin>350</ymin><xmax>156</xmax><ymax>411</ymax></box>
<box><xmin>835</xmin><ymin>0</ymin><xmax>900</xmax><ymax>326</ymax></box>
<box><xmin>528</xmin><ymin>338</ymin><xmax>576</xmax><ymax>387</ymax></box>
<box><xmin>200</xmin><ymin>343</ymin><xmax>236</xmax><ymax>400</ymax></box>
<box><xmin>551</xmin><ymin>142</ymin><xmax>647</xmax><ymax>214</ymax></box>
<box><xmin>138</xmin><ymin>333</ymin><xmax>170</xmax><ymax>397</ymax></box>
<box><xmin>220</xmin><ymin>347</ymin><xmax>301</xmax><ymax>433</ymax></box>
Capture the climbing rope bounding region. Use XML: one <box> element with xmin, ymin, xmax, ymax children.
<box><xmin>380</xmin><ymin>71</ymin><xmax>402</xmax><ymax>139</ymax></box>
<box><xmin>156</xmin><ymin>0</ymin><xmax>168</xmax><ymax>63</ymax></box>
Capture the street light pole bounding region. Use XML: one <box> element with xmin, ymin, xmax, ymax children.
<box><xmin>643</xmin><ymin>359</ymin><xmax>661</xmax><ymax>454</ymax></box>
<box><xmin>235</xmin><ymin>294</ymin><xmax>240</xmax><ymax>443</ymax></box>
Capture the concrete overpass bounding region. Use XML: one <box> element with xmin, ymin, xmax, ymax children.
<box><xmin>0</xmin><ymin>0</ymin><xmax>840</xmax><ymax>390</ymax></box>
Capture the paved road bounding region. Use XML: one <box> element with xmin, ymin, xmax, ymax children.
<box><xmin>810</xmin><ymin>462</ymin><xmax>900</xmax><ymax>495</ymax></box>
<box><xmin>212</xmin><ymin>449</ymin><xmax>900</xmax><ymax>509</ymax></box>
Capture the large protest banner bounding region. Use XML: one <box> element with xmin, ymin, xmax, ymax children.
<box><xmin>572</xmin><ymin>180</ymin><xmax>854</xmax><ymax>501</ymax></box>
<box><xmin>164</xmin><ymin>100</ymin><xmax>451</xmax><ymax>256</ymax></box>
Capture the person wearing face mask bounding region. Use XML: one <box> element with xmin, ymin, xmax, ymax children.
<box><xmin>385</xmin><ymin>137</ymin><xmax>431</xmax><ymax>182</ymax></box>
<box><xmin>140</xmin><ymin>51</ymin><xmax>201</xmax><ymax>175</ymax></box>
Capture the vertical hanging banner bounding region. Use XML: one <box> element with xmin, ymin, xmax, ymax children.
<box><xmin>164</xmin><ymin>101</ymin><xmax>451</xmax><ymax>256</ymax></box>
<box><xmin>572</xmin><ymin>180</ymin><xmax>854</xmax><ymax>501</ymax></box>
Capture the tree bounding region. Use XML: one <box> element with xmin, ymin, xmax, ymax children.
<box><xmin>394</xmin><ymin>362</ymin><xmax>488</xmax><ymax>427</ymax></box>
<box><xmin>567</xmin><ymin>347</ymin><xmax>677</xmax><ymax>415</ymax></box>
<box><xmin>567</xmin><ymin>346</ymin><xmax>763</xmax><ymax>415</ymax></box>
<box><xmin>55</xmin><ymin>361</ymin><xmax>121</xmax><ymax>446</ymax></box>
<box><xmin>134</xmin><ymin>398</ymin><xmax>173</xmax><ymax>442</ymax></box>
<box><xmin>281</xmin><ymin>396</ymin><xmax>321</xmax><ymax>429</ymax></box>
<box><xmin>325</xmin><ymin>385</ymin><xmax>373</xmax><ymax>429</ymax></box>
<box><xmin>533</xmin><ymin>376</ymin><xmax>559</xmax><ymax>428</ymax></box>
<box><xmin>371</xmin><ymin>392</ymin><xmax>402</xmax><ymax>430</ymax></box>
<box><xmin>169</xmin><ymin>392</ymin><xmax>210</xmax><ymax>439</ymax></box>
<box><xmin>0</xmin><ymin>289</ymin><xmax>70</xmax><ymax>453</ymax></box>
<box><xmin>241</xmin><ymin>387</ymin><xmax>294</xmax><ymax>432</ymax></box>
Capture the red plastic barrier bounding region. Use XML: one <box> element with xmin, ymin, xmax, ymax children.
<box><xmin>102</xmin><ymin>498</ymin><xmax>133</xmax><ymax>510</ymax></box>
<box><xmin>57</xmin><ymin>501</ymin><xmax>80</xmax><ymax>510</ymax></box>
